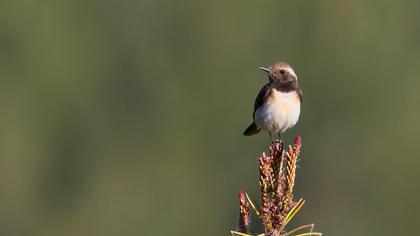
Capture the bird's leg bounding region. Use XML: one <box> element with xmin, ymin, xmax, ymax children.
<box><xmin>277</xmin><ymin>132</ymin><xmax>282</xmax><ymax>144</ymax></box>
<box><xmin>269</xmin><ymin>132</ymin><xmax>274</xmax><ymax>143</ymax></box>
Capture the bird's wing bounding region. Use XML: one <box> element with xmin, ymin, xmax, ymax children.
<box><xmin>252</xmin><ymin>83</ymin><xmax>271</xmax><ymax>118</ymax></box>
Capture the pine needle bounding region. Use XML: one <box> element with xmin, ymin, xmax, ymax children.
<box><xmin>245</xmin><ymin>192</ymin><xmax>261</xmax><ymax>217</ymax></box>
<box><xmin>293</xmin><ymin>233</ymin><xmax>322</xmax><ymax>236</ymax></box>
<box><xmin>230</xmin><ymin>230</ymin><xmax>255</xmax><ymax>236</ymax></box>
<box><xmin>284</xmin><ymin>224</ymin><xmax>314</xmax><ymax>236</ymax></box>
<box><xmin>284</xmin><ymin>198</ymin><xmax>305</xmax><ymax>225</ymax></box>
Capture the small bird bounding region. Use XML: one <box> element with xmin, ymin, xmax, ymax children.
<box><xmin>243</xmin><ymin>62</ymin><xmax>302</xmax><ymax>141</ymax></box>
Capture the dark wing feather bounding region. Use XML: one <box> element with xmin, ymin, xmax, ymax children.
<box><xmin>252</xmin><ymin>83</ymin><xmax>272</xmax><ymax>118</ymax></box>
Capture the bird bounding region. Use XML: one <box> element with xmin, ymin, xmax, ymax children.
<box><xmin>243</xmin><ymin>62</ymin><xmax>302</xmax><ymax>141</ymax></box>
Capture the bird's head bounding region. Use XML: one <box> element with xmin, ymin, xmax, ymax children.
<box><xmin>259</xmin><ymin>62</ymin><xmax>298</xmax><ymax>88</ymax></box>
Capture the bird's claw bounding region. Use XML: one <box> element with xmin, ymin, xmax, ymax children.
<box><xmin>272</xmin><ymin>139</ymin><xmax>282</xmax><ymax>144</ymax></box>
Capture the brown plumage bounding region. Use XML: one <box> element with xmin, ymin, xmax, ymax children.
<box><xmin>243</xmin><ymin>62</ymin><xmax>302</xmax><ymax>139</ymax></box>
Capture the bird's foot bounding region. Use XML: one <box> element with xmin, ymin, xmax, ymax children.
<box><xmin>272</xmin><ymin>139</ymin><xmax>282</xmax><ymax>144</ymax></box>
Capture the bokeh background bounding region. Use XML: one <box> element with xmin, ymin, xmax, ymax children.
<box><xmin>1</xmin><ymin>1</ymin><xmax>420</xmax><ymax>235</ymax></box>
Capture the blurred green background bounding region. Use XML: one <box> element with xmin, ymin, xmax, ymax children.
<box><xmin>1</xmin><ymin>0</ymin><xmax>420</xmax><ymax>235</ymax></box>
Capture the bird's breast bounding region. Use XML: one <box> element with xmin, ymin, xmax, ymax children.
<box><xmin>254</xmin><ymin>89</ymin><xmax>301</xmax><ymax>133</ymax></box>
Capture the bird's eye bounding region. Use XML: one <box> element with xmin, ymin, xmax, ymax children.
<box><xmin>280</xmin><ymin>70</ymin><xmax>286</xmax><ymax>74</ymax></box>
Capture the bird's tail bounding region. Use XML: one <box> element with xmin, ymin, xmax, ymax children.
<box><xmin>243</xmin><ymin>122</ymin><xmax>260</xmax><ymax>136</ymax></box>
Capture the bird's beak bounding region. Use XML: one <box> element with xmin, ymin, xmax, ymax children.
<box><xmin>259</xmin><ymin>67</ymin><xmax>271</xmax><ymax>74</ymax></box>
